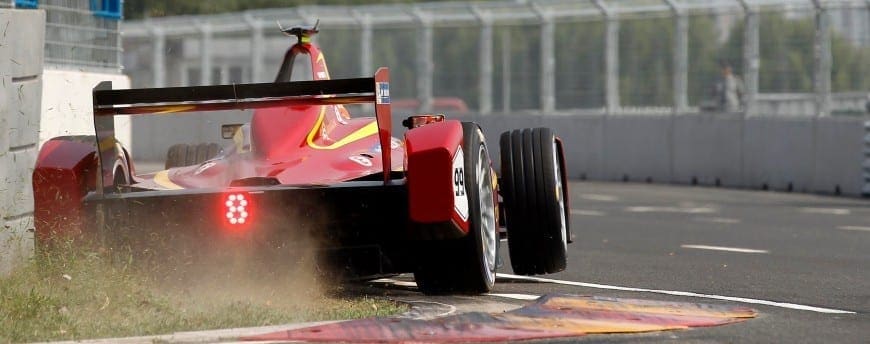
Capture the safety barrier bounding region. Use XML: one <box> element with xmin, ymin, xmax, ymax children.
<box><xmin>1</xmin><ymin>8</ymin><xmax>44</xmax><ymax>273</ymax></box>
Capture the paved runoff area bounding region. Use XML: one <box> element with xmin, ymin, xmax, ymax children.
<box><xmin>367</xmin><ymin>181</ymin><xmax>868</xmax><ymax>343</ymax></box>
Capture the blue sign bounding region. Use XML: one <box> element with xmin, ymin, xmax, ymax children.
<box><xmin>90</xmin><ymin>0</ymin><xmax>122</xmax><ymax>20</ymax></box>
<box><xmin>14</xmin><ymin>0</ymin><xmax>38</xmax><ymax>9</ymax></box>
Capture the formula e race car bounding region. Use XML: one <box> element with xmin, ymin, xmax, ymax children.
<box><xmin>32</xmin><ymin>24</ymin><xmax>571</xmax><ymax>294</ymax></box>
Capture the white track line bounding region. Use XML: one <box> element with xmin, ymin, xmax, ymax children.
<box><xmin>402</xmin><ymin>300</ymin><xmax>458</xmax><ymax>318</ymax></box>
<box><xmin>487</xmin><ymin>293</ymin><xmax>540</xmax><ymax>301</ymax></box>
<box><xmin>579</xmin><ymin>194</ymin><xmax>619</xmax><ymax>202</ymax></box>
<box><xmin>681</xmin><ymin>244</ymin><xmax>769</xmax><ymax>254</ymax></box>
<box><xmin>694</xmin><ymin>217</ymin><xmax>741</xmax><ymax>224</ymax></box>
<box><xmin>625</xmin><ymin>206</ymin><xmax>716</xmax><ymax>214</ymax></box>
<box><xmin>496</xmin><ymin>273</ymin><xmax>855</xmax><ymax>314</ymax></box>
<box><xmin>570</xmin><ymin>209</ymin><xmax>606</xmax><ymax>216</ymax></box>
<box><xmin>838</xmin><ymin>225</ymin><xmax>870</xmax><ymax>232</ymax></box>
<box><xmin>800</xmin><ymin>207</ymin><xmax>850</xmax><ymax>215</ymax></box>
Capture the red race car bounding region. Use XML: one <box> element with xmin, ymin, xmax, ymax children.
<box><xmin>32</xmin><ymin>25</ymin><xmax>571</xmax><ymax>294</ymax></box>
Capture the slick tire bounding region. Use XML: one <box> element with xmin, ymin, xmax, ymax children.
<box><xmin>165</xmin><ymin>143</ymin><xmax>221</xmax><ymax>169</ymax></box>
<box><xmin>500</xmin><ymin>128</ymin><xmax>568</xmax><ymax>275</ymax></box>
<box><xmin>415</xmin><ymin>122</ymin><xmax>498</xmax><ymax>295</ymax></box>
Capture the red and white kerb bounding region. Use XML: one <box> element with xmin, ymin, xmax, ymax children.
<box><xmin>224</xmin><ymin>193</ymin><xmax>249</xmax><ymax>225</ymax></box>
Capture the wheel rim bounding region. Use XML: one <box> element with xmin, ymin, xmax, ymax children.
<box><xmin>478</xmin><ymin>144</ymin><xmax>497</xmax><ymax>284</ymax></box>
<box><xmin>553</xmin><ymin>141</ymin><xmax>568</xmax><ymax>251</ymax></box>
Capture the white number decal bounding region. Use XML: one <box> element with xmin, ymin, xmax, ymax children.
<box><xmin>452</xmin><ymin>146</ymin><xmax>469</xmax><ymax>221</ymax></box>
<box><xmin>349</xmin><ymin>155</ymin><xmax>373</xmax><ymax>167</ymax></box>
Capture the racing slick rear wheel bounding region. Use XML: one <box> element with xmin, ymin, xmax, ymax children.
<box><xmin>414</xmin><ymin>122</ymin><xmax>498</xmax><ymax>294</ymax></box>
<box><xmin>500</xmin><ymin>128</ymin><xmax>568</xmax><ymax>275</ymax></box>
<box><xmin>165</xmin><ymin>143</ymin><xmax>221</xmax><ymax>169</ymax></box>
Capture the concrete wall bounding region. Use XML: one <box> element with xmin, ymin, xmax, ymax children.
<box><xmin>1</xmin><ymin>9</ymin><xmax>45</xmax><ymax>273</ymax></box>
<box><xmin>450</xmin><ymin>112</ymin><xmax>864</xmax><ymax>196</ymax></box>
<box><xmin>40</xmin><ymin>69</ymin><xmax>132</xmax><ymax>149</ymax></box>
<box><xmin>124</xmin><ymin>108</ymin><xmax>864</xmax><ymax>197</ymax></box>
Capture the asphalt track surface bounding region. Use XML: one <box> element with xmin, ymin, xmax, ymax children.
<box><xmin>368</xmin><ymin>181</ymin><xmax>869</xmax><ymax>343</ymax></box>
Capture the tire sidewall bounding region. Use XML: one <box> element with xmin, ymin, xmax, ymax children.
<box><xmin>462</xmin><ymin>122</ymin><xmax>497</xmax><ymax>291</ymax></box>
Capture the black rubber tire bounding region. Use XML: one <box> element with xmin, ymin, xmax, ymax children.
<box><xmin>165</xmin><ymin>143</ymin><xmax>221</xmax><ymax>169</ymax></box>
<box><xmin>414</xmin><ymin>122</ymin><xmax>498</xmax><ymax>295</ymax></box>
<box><xmin>500</xmin><ymin>127</ymin><xmax>568</xmax><ymax>275</ymax></box>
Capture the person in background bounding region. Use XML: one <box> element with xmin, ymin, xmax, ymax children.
<box><xmin>712</xmin><ymin>60</ymin><xmax>744</xmax><ymax>112</ymax></box>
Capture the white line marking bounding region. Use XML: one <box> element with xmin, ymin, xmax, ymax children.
<box><xmin>487</xmin><ymin>293</ymin><xmax>541</xmax><ymax>301</ymax></box>
<box><xmin>496</xmin><ymin>273</ymin><xmax>855</xmax><ymax>314</ymax></box>
<box><xmin>580</xmin><ymin>194</ymin><xmax>618</xmax><ymax>202</ymax></box>
<box><xmin>570</xmin><ymin>209</ymin><xmax>606</xmax><ymax>216</ymax></box>
<box><xmin>625</xmin><ymin>206</ymin><xmax>716</xmax><ymax>214</ymax></box>
<box><xmin>500</xmin><ymin>238</ymin><xmax>508</xmax><ymax>242</ymax></box>
<box><xmin>838</xmin><ymin>225</ymin><xmax>870</xmax><ymax>232</ymax></box>
<box><xmin>371</xmin><ymin>278</ymin><xmax>418</xmax><ymax>288</ymax></box>
<box><xmin>800</xmin><ymin>207</ymin><xmax>850</xmax><ymax>215</ymax></box>
<box><xmin>402</xmin><ymin>300</ymin><xmax>457</xmax><ymax>319</ymax></box>
<box><xmin>681</xmin><ymin>245</ymin><xmax>769</xmax><ymax>254</ymax></box>
<box><xmin>694</xmin><ymin>217</ymin><xmax>741</xmax><ymax>224</ymax></box>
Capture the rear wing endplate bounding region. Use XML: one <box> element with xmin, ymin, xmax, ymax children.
<box><xmin>92</xmin><ymin>68</ymin><xmax>393</xmax><ymax>194</ymax></box>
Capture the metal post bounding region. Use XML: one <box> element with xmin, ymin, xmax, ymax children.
<box><xmin>246</xmin><ymin>16</ymin><xmax>264</xmax><ymax>83</ymax></box>
<box><xmin>473</xmin><ymin>7</ymin><xmax>493</xmax><ymax>115</ymax></box>
<box><xmin>415</xmin><ymin>12</ymin><xmax>434</xmax><ymax>113</ymax></box>
<box><xmin>199</xmin><ymin>23</ymin><xmax>213</xmax><ymax>86</ymax></box>
<box><xmin>667</xmin><ymin>0</ymin><xmax>688</xmax><ymax>114</ymax></box>
<box><xmin>813</xmin><ymin>2</ymin><xmax>832</xmax><ymax>117</ymax></box>
<box><xmin>595</xmin><ymin>0</ymin><xmax>620</xmax><ymax>115</ymax></box>
<box><xmin>863</xmin><ymin>121</ymin><xmax>870</xmax><ymax>196</ymax></box>
<box><xmin>151</xmin><ymin>27</ymin><xmax>165</xmax><ymax>88</ymax></box>
<box><xmin>116</xmin><ymin>21</ymin><xmax>123</xmax><ymax>72</ymax></box>
<box><xmin>359</xmin><ymin>13</ymin><xmax>373</xmax><ymax>77</ymax></box>
<box><xmin>501</xmin><ymin>31</ymin><xmax>511</xmax><ymax>113</ymax></box>
<box><xmin>740</xmin><ymin>1</ymin><xmax>759</xmax><ymax>116</ymax></box>
<box><xmin>535</xmin><ymin>5</ymin><xmax>556</xmax><ymax>113</ymax></box>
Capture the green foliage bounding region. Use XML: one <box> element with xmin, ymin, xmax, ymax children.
<box><xmin>619</xmin><ymin>17</ymin><xmax>675</xmax><ymax>107</ymax></box>
<box><xmin>125</xmin><ymin>0</ymin><xmax>424</xmax><ymax>19</ymax></box>
<box><xmin>555</xmin><ymin>20</ymin><xmax>605</xmax><ymax>108</ymax></box>
<box><xmin>0</xmin><ymin>243</ymin><xmax>405</xmax><ymax>343</ymax></box>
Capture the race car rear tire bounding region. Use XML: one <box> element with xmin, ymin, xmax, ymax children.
<box><xmin>165</xmin><ymin>143</ymin><xmax>220</xmax><ymax>169</ymax></box>
<box><xmin>500</xmin><ymin>128</ymin><xmax>568</xmax><ymax>275</ymax></box>
<box><xmin>414</xmin><ymin>122</ymin><xmax>498</xmax><ymax>294</ymax></box>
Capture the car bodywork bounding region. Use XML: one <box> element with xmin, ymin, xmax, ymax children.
<box><xmin>33</xmin><ymin>26</ymin><xmax>571</xmax><ymax>291</ymax></box>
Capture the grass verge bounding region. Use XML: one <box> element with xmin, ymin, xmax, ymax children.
<box><xmin>0</xmin><ymin>244</ymin><xmax>406</xmax><ymax>343</ymax></box>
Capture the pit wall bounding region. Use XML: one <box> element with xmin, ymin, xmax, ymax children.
<box><xmin>447</xmin><ymin>113</ymin><xmax>864</xmax><ymax>197</ymax></box>
<box><xmin>1</xmin><ymin>9</ymin><xmax>44</xmax><ymax>273</ymax></box>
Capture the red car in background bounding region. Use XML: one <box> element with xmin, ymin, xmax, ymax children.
<box><xmin>32</xmin><ymin>24</ymin><xmax>571</xmax><ymax>294</ymax></box>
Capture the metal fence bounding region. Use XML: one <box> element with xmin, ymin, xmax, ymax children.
<box><xmin>11</xmin><ymin>0</ymin><xmax>122</xmax><ymax>71</ymax></box>
<box><xmin>122</xmin><ymin>0</ymin><xmax>870</xmax><ymax>116</ymax></box>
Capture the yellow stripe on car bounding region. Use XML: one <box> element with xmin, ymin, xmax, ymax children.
<box><xmin>306</xmin><ymin>106</ymin><xmax>378</xmax><ymax>150</ymax></box>
<box><xmin>153</xmin><ymin>170</ymin><xmax>184</xmax><ymax>190</ymax></box>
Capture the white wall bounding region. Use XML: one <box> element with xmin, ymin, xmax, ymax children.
<box><xmin>40</xmin><ymin>69</ymin><xmax>131</xmax><ymax>149</ymax></box>
<box><xmin>1</xmin><ymin>9</ymin><xmax>44</xmax><ymax>274</ymax></box>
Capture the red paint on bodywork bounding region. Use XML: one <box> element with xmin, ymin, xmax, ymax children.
<box><xmin>242</xmin><ymin>294</ymin><xmax>756</xmax><ymax>343</ymax></box>
<box><xmin>165</xmin><ymin>43</ymin><xmax>400</xmax><ymax>188</ymax></box>
<box><xmin>32</xmin><ymin>138</ymin><xmax>99</xmax><ymax>244</ymax></box>
<box><xmin>374</xmin><ymin>68</ymin><xmax>392</xmax><ymax>183</ymax></box>
<box><xmin>404</xmin><ymin>120</ymin><xmax>468</xmax><ymax>233</ymax></box>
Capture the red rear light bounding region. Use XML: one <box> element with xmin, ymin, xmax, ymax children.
<box><xmin>224</xmin><ymin>192</ymin><xmax>251</xmax><ymax>225</ymax></box>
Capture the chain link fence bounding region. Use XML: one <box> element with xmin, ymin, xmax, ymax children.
<box><xmin>11</xmin><ymin>0</ymin><xmax>122</xmax><ymax>71</ymax></box>
<box><xmin>122</xmin><ymin>0</ymin><xmax>870</xmax><ymax>116</ymax></box>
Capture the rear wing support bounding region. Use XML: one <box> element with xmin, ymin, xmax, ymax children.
<box><xmin>92</xmin><ymin>68</ymin><xmax>393</xmax><ymax>195</ymax></box>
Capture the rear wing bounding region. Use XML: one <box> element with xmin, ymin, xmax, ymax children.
<box><xmin>92</xmin><ymin>68</ymin><xmax>393</xmax><ymax>194</ymax></box>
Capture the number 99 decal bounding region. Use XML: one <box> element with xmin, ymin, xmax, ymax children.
<box><xmin>454</xmin><ymin>167</ymin><xmax>465</xmax><ymax>196</ymax></box>
<box><xmin>452</xmin><ymin>146</ymin><xmax>469</xmax><ymax>221</ymax></box>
